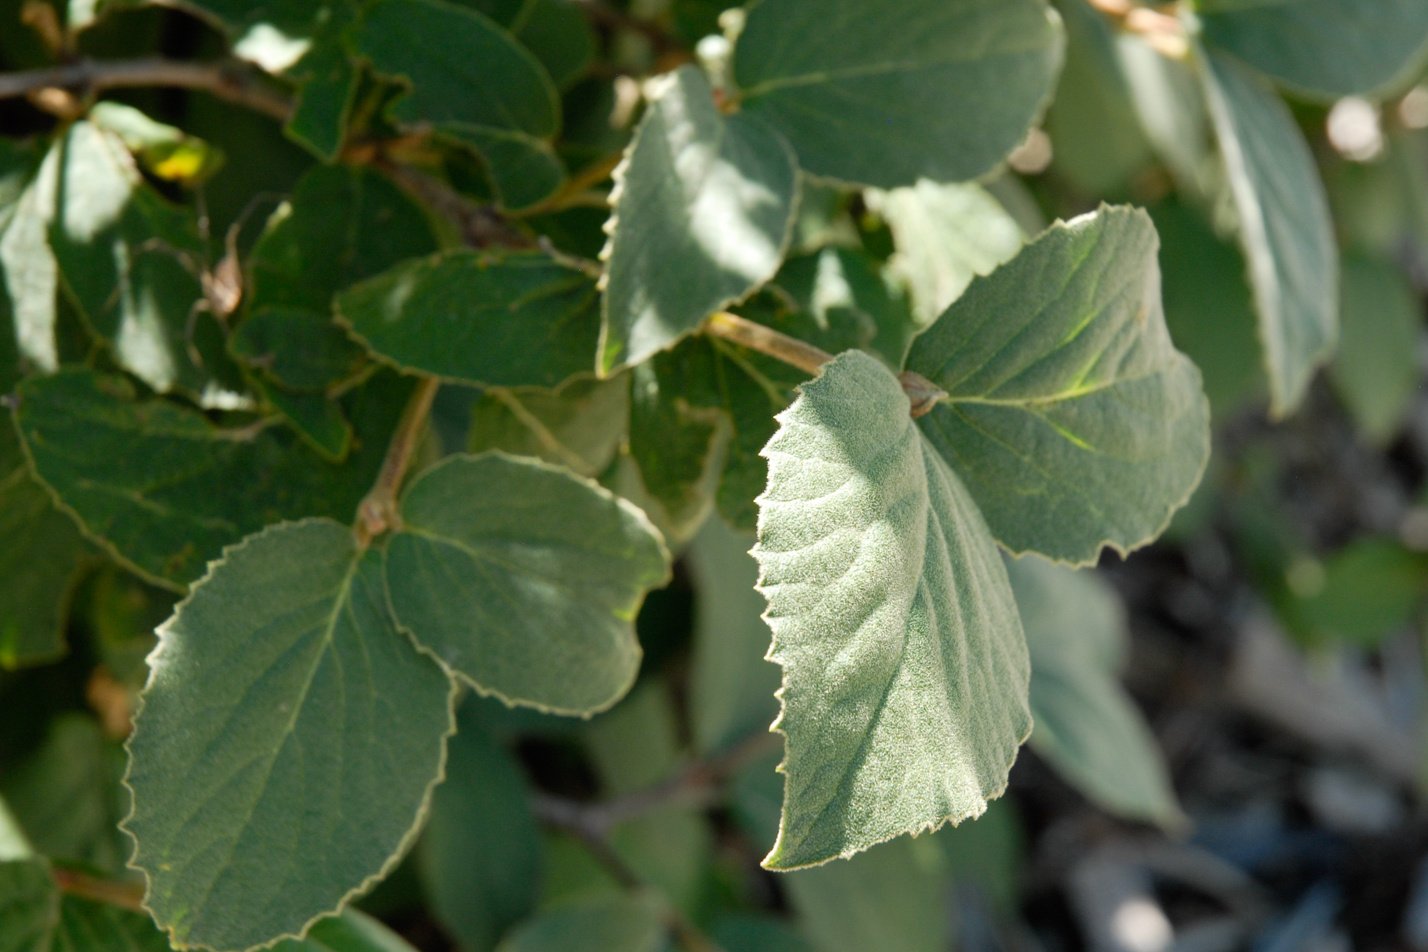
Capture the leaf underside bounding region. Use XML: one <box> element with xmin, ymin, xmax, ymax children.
<box><xmin>754</xmin><ymin>350</ymin><xmax>1030</xmax><ymax>870</ymax></box>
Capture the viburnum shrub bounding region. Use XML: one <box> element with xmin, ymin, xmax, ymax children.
<box><xmin>1</xmin><ymin>0</ymin><xmax>1423</xmax><ymax>949</ymax></box>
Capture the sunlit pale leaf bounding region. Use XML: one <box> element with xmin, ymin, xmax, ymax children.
<box><xmin>600</xmin><ymin>66</ymin><xmax>797</xmax><ymax>373</ymax></box>
<box><xmin>907</xmin><ymin>206</ymin><xmax>1210</xmax><ymax>565</ymax></box>
<box><xmin>754</xmin><ymin>350</ymin><xmax>1030</xmax><ymax>870</ymax></box>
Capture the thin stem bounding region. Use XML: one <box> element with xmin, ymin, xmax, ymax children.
<box><xmin>0</xmin><ymin>58</ymin><xmax>292</xmax><ymax>120</ymax></box>
<box><xmin>703</xmin><ymin>311</ymin><xmax>834</xmax><ymax>378</ymax></box>
<box><xmin>377</xmin><ymin>159</ymin><xmax>535</xmax><ymax>250</ymax></box>
<box><xmin>356</xmin><ymin>377</ymin><xmax>440</xmax><ymax>544</ymax></box>
<box><xmin>52</xmin><ymin>867</ymin><xmax>146</xmax><ymax>912</ymax></box>
<box><xmin>515</xmin><ymin>151</ymin><xmax>625</xmax><ymax>216</ymax></box>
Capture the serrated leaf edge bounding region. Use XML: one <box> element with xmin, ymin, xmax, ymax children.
<box><xmin>386</xmin><ymin>450</ymin><xmax>674</xmax><ymax>719</ymax></box>
<box><xmin>596</xmin><ymin>67</ymin><xmax>802</xmax><ymax>376</ymax></box>
<box><xmin>750</xmin><ymin>359</ymin><xmax>1032</xmax><ymax>872</ymax></box>
<box><xmin>118</xmin><ymin>516</ymin><xmax>460</xmax><ymax>952</ymax></box>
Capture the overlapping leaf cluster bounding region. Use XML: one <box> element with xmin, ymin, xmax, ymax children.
<box><xmin>0</xmin><ymin>0</ymin><xmax>1422</xmax><ymax>949</ymax></box>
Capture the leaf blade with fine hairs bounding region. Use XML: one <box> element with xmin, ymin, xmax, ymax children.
<box><xmin>338</xmin><ymin>250</ymin><xmax>602</xmax><ymax>390</ymax></box>
<box><xmin>731</xmin><ymin>0</ymin><xmax>1063</xmax><ymax>188</ymax></box>
<box><xmin>753</xmin><ymin>350</ymin><xmax>1030</xmax><ymax>870</ymax></box>
<box><xmin>387</xmin><ymin>454</ymin><xmax>672</xmax><ymax>716</ymax></box>
<box><xmin>906</xmin><ymin>205</ymin><xmax>1210</xmax><ymax>566</ymax></box>
<box><xmin>1200</xmin><ymin>49</ymin><xmax>1337</xmax><ymax>417</ymax></box>
<box><xmin>599</xmin><ymin>65</ymin><xmax>797</xmax><ymax>373</ymax></box>
<box><xmin>123</xmin><ymin>520</ymin><xmax>455</xmax><ymax>951</ymax></box>
<box><xmin>1197</xmin><ymin>0</ymin><xmax>1428</xmax><ymax>100</ymax></box>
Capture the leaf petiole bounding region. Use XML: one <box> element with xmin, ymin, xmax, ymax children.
<box><xmin>355</xmin><ymin>376</ymin><xmax>440</xmax><ymax>545</ymax></box>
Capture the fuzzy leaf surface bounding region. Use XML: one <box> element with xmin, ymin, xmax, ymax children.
<box><xmin>387</xmin><ymin>454</ymin><xmax>671</xmax><ymax>715</ymax></box>
<box><xmin>467</xmin><ymin>376</ymin><xmax>630</xmax><ymax>478</ymax></box>
<box><xmin>339</xmin><ymin>251</ymin><xmax>600</xmax><ymax>389</ymax></box>
<box><xmin>125</xmin><ymin>519</ymin><xmax>454</xmax><ymax>951</ymax></box>
<box><xmin>731</xmin><ymin>0</ymin><xmax>1063</xmax><ymax>187</ymax></box>
<box><xmin>600</xmin><ymin>66</ymin><xmax>797</xmax><ymax>372</ymax></box>
<box><xmin>1201</xmin><ymin>50</ymin><xmax>1337</xmax><ymax>417</ymax></box>
<box><xmin>906</xmin><ymin>206</ymin><xmax>1209</xmax><ymax>565</ymax></box>
<box><xmin>1197</xmin><ymin>0</ymin><xmax>1428</xmax><ymax>99</ymax></box>
<box><xmin>754</xmin><ymin>350</ymin><xmax>1030</xmax><ymax>870</ymax></box>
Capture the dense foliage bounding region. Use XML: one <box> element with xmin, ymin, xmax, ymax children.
<box><xmin>1</xmin><ymin>0</ymin><xmax>1426</xmax><ymax>949</ymax></box>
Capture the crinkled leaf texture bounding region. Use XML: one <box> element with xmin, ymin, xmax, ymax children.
<box><xmin>124</xmin><ymin>519</ymin><xmax>456</xmax><ymax>951</ymax></box>
<box><xmin>906</xmin><ymin>206</ymin><xmax>1210</xmax><ymax>565</ymax></box>
<box><xmin>1200</xmin><ymin>49</ymin><xmax>1337</xmax><ymax>417</ymax></box>
<box><xmin>386</xmin><ymin>453</ymin><xmax>672</xmax><ymax>716</ymax></box>
<box><xmin>1197</xmin><ymin>0</ymin><xmax>1428</xmax><ymax>100</ymax></box>
<box><xmin>731</xmin><ymin>0</ymin><xmax>1064</xmax><ymax>188</ymax></box>
<box><xmin>754</xmin><ymin>350</ymin><xmax>1030</xmax><ymax>870</ymax></box>
<box><xmin>600</xmin><ymin>65</ymin><xmax>797</xmax><ymax>373</ymax></box>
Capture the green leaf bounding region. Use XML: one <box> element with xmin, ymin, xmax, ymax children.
<box><xmin>231</xmin><ymin>306</ymin><xmax>368</xmax><ymax>393</ymax></box>
<box><xmin>865</xmin><ymin>181</ymin><xmax>1025</xmax><ymax>326</ymax></box>
<box><xmin>468</xmin><ymin>376</ymin><xmax>630</xmax><ymax>478</ymax></box>
<box><xmin>279</xmin><ymin>909</ymin><xmax>423</xmax><ymax>952</ymax></box>
<box><xmin>338</xmin><ymin>251</ymin><xmax>601</xmax><ymax>388</ymax></box>
<box><xmin>49</xmin><ymin>895</ymin><xmax>172</xmax><ymax>952</ymax></box>
<box><xmin>386</xmin><ymin>454</ymin><xmax>671</xmax><ymax>715</ymax></box>
<box><xmin>416</xmin><ymin>707</ymin><xmax>542</xmax><ymax>952</ymax></box>
<box><xmin>1008</xmin><ymin>557</ymin><xmax>1183</xmax><ymax>829</ymax></box>
<box><xmin>256</xmin><ymin>380</ymin><xmax>355</xmax><ymax>462</ymax></box>
<box><xmin>0</xmin><ymin>428</ymin><xmax>88</xmax><ymax>670</ymax></box>
<box><xmin>687</xmin><ymin>517</ymin><xmax>778</xmax><ymax>756</ymax></box>
<box><xmin>907</xmin><ymin>206</ymin><xmax>1210</xmax><ymax>565</ymax></box>
<box><xmin>1286</xmin><ymin>540</ymin><xmax>1428</xmax><ymax>647</ymax></box>
<box><xmin>0</xmin><ymin>859</ymin><xmax>59</xmax><ymax>952</ymax></box>
<box><xmin>709</xmin><ymin>916</ymin><xmax>814</xmax><ymax>952</ymax></box>
<box><xmin>772</xmin><ymin>249</ymin><xmax>905</xmax><ymax>368</ymax></box>
<box><xmin>1330</xmin><ymin>254</ymin><xmax>1421</xmax><ymax>445</ymax></box>
<box><xmin>1041</xmin><ymin>0</ymin><xmax>1155</xmax><ymax>196</ymax></box>
<box><xmin>124</xmin><ymin>519</ymin><xmax>455</xmax><ymax>951</ymax></box>
<box><xmin>284</xmin><ymin>7</ymin><xmax>362</xmax><ymax>161</ymax></box>
<box><xmin>495</xmin><ymin>892</ymin><xmax>666</xmax><ymax>952</ymax></box>
<box><xmin>753</xmin><ymin>350</ymin><xmax>1030</xmax><ymax>870</ymax></box>
<box><xmin>783</xmin><ymin>838</ymin><xmax>951</xmax><ymax>952</ymax></box>
<box><xmin>599</xmin><ymin>65</ymin><xmax>798</xmax><ymax>373</ymax></box>
<box><xmin>731</xmin><ymin>0</ymin><xmax>1063</xmax><ymax>188</ymax></box>
<box><xmin>1200</xmin><ymin>49</ymin><xmax>1338</xmax><ymax>417</ymax></box>
<box><xmin>356</xmin><ymin>0</ymin><xmax>565</xmax><ymax>211</ymax></box>
<box><xmin>46</xmin><ymin>121</ymin><xmax>213</xmax><ymax>396</ymax></box>
<box><xmin>110</xmin><ymin>0</ymin><xmax>335</xmax><ymax>72</ymax></box>
<box><xmin>0</xmin><ymin>141</ymin><xmax>59</xmax><ymax>381</ymax></box>
<box><xmin>16</xmin><ymin>368</ymin><xmax>408</xmax><ymax>587</ymax></box>
<box><xmin>625</xmin><ymin>358</ymin><xmax>730</xmax><ymax>547</ymax></box>
<box><xmin>1152</xmin><ymin>201</ymin><xmax>1263</xmax><ymax>416</ymax></box>
<box><xmin>0</xmin><ymin>715</ymin><xmax>128</xmax><ymax>872</ymax></box>
<box><xmin>1197</xmin><ymin>0</ymin><xmax>1428</xmax><ymax>100</ymax></box>
<box><xmin>246</xmin><ymin>164</ymin><xmax>440</xmax><ymax>320</ymax></box>
<box><xmin>455</xmin><ymin>0</ymin><xmax>596</xmax><ymax>90</ymax></box>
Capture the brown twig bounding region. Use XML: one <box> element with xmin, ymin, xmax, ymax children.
<box><xmin>0</xmin><ymin>58</ymin><xmax>293</xmax><ymax>120</ymax></box>
<box><xmin>52</xmin><ymin>867</ymin><xmax>146</xmax><ymax>912</ymax></box>
<box><xmin>704</xmin><ymin>311</ymin><xmax>948</xmax><ymax>415</ymax></box>
<box><xmin>355</xmin><ymin>377</ymin><xmax>440</xmax><ymax>544</ymax></box>
<box><xmin>376</xmin><ymin>158</ymin><xmax>536</xmax><ymax>250</ymax></box>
